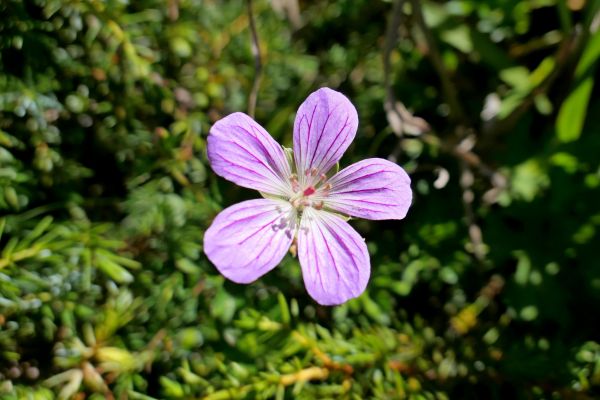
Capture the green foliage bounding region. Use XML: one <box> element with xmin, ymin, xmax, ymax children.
<box><xmin>556</xmin><ymin>28</ymin><xmax>600</xmax><ymax>142</ymax></box>
<box><xmin>1</xmin><ymin>0</ymin><xmax>600</xmax><ymax>398</ymax></box>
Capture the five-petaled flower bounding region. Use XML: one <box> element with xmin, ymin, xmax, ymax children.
<box><xmin>204</xmin><ymin>88</ymin><xmax>412</xmax><ymax>305</ymax></box>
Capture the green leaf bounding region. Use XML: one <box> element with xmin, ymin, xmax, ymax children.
<box><xmin>576</xmin><ymin>29</ymin><xmax>600</xmax><ymax>77</ymax></box>
<box><xmin>498</xmin><ymin>92</ymin><xmax>527</xmax><ymax>118</ymax></box>
<box><xmin>500</xmin><ymin>67</ymin><xmax>530</xmax><ymax>90</ymax></box>
<box><xmin>160</xmin><ymin>376</ymin><xmax>185</xmax><ymax>398</ymax></box>
<box><xmin>556</xmin><ymin>29</ymin><xmax>600</xmax><ymax>142</ymax></box>
<box><xmin>277</xmin><ymin>292</ymin><xmax>291</xmax><ymax>325</ymax></box>
<box><xmin>211</xmin><ymin>286</ymin><xmax>236</xmax><ymax>323</ymax></box>
<box><xmin>514</xmin><ymin>252</ymin><xmax>531</xmax><ymax>286</ymax></box>
<box><xmin>534</xmin><ymin>94</ymin><xmax>553</xmax><ymax>115</ymax></box>
<box><xmin>529</xmin><ymin>57</ymin><xmax>555</xmax><ymax>87</ymax></box>
<box><xmin>422</xmin><ymin>1</ymin><xmax>448</xmax><ymax>27</ymax></box>
<box><xmin>556</xmin><ymin>76</ymin><xmax>594</xmax><ymax>142</ymax></box>
<box><xmin>511</xmin><ymin>159</ymin><xmax>550</xmax><ymax>202</ymax></box>
<box><xmin>550</xmin><ymin>152</ymin><xmax>579</xmax><ymax>173</ymax></box>
<box><xmin>441</xmin><ymin>25</ymin><xmax>473</xmax><ymax>53</ymax></box>
<box><xmin>96</xmin><ymin>255</ymin><xmax>134</xmax><ymax>284</ymax></box>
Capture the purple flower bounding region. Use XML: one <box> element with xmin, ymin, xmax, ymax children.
<box><xmin>204</xmin><ymin>88</ymin><xmax>412</xmax><ymax>305</ymax></box>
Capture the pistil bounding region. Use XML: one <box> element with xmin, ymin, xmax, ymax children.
<box><xmin>303</xmin><ymin>186</ymin><xmax>316</xmax><ymax>196</ymax></box>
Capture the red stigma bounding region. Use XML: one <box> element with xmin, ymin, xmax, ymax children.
<box><xmin>303</xmin><ymin>186</ymin><xmax>316</xmax><ymax>196</ymax></box>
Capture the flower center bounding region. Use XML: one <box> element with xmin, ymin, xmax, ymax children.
<box><xmin>288</xmin><ymin>170</ymin><xmax>332</xmax><ymax>211</ymax></box>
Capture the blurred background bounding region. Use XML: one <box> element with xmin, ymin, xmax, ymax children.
<box><xmin>1</xmin><ymin>0</ymin><xmax>600</xmax><ymax>398</ymax></box>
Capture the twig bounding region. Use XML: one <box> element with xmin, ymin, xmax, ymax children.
<box><xmin>410</xmin><ymin>0</ymin><xmax>467</xmax><ymax>124</ymax></box>
<box><xmin>482</xmin><ymin>29</ymin><xmax>583</xmax><ymax>139</ymax></box>
<box><xmin>247</xmin><ymin>0</ymin><xmax>263</xmax><ymax>118</ymax></box>
<box><xmin>143</xmin><ymin>329</ymin><xmax>166</xmax><ymax>372</ymax></box>
<box><xmin>418</xmin><ymin>131</ymin><xmax>506</xmax><ymax>189</ymax></box>
<box><xmin>485</xmin><ymin>2</ymin><xmax>600</xmax><ymax>139</ymax></box>
<box><xmin>279</xmin><ymin>367</ymin><xmax>329</xmax><ymax>386</ymax></box>
<box><xmin>383</xmin><ymin>0</ymin><xmax>431</xmax><ymax>140</ymax></box>
<box><xmin>382</xmin><ymin>0</ymin><xmax>430</xmax><ymax>166</ymax></box>
<box><xmin>292</xmin><ymin>331</ymin><xmax>354</xmax><ymax>375</ymax></box>
<box><xmin>405</xmin><ymin>1</ymin><xmax>499</xmax><ymax>174</ymax></box>
<box><xmin>450</xmin><ymin>274</ymin><xmax>504</xmax><ymax>335</ymax></box>
<box><xmin>409</xmin><ymin>0</ymin><xmax>492</xmax><ymax>262</ymax></box>
<box><xmin>201</xmin><ymin>367</ymin><xmax>329</xmax><ymax>400</ymax></box>
<box><xmin>387</xmin><ymin>1</ymin><xmax>506</xmax><ymax>264</ymax></box>
<box><xmin>383</xmin><ymin>0</ymin><xmax>406</xmax><ymax>135</ymax></box>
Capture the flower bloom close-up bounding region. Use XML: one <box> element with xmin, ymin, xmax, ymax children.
<box><xmin>204</xmin><ymin>88</ymin><xmax>413</xmax><ymax>305</ymax></box>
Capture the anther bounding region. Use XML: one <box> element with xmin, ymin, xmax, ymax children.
<box><xmin>272</xmin><ymin>217</ymin><xmax>288</xmax><ymax>232</ymax></box>
<box><xmin>314</xmin><ymin>200</ymin><xmax>324</xmax><ymax>210</ymax></box>
<box><xmin>320</xmin><ymin>183</ymin><xmax>332</xmax><ymax>196</ymax></box>
<box><xmin>289</xmin><ymin>174</ymin><xmax>300</xmax><ymax>192</ymax></box>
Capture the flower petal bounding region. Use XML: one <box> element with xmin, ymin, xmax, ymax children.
<box><xmin>322</xmin><ymin>158</ymin><xmax>412</xmax><ymax>220</ymax></box>
<box><xmin>297</xmin><ymin>207</ymin><xmax>370</xmax><ymax>305</ymax></box>
<box><xmin>208</xmin><ymin>112</ymin><xmax>292</xmax><ymax>196</ymax></box>
<box><xmin>204</xmin><ymin>199</ymin><xmax>295</xmax><ymax>283</ymax></box>
<box><xmin>293</xmin><ymin>88</ymin><xmax>358</xmax><ymax>186</ymax></box>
